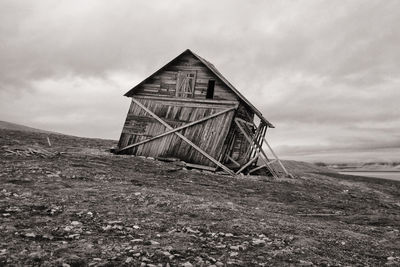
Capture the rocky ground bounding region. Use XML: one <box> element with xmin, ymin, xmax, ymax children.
<box><xmin>1</xmin><ymin>128</ymin><xmax>400</xmax><ymax>266</ymax></box>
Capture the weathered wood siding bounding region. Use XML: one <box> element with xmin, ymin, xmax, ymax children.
<box><xmin>118</xmin><ymin>96</ymin><xmax>237</xmax><ymax>166</ymax></box>
<box><xmin>223</xmin><ymin>103</ymin><xmax>255</xmax><ymax>164</ymax></box>
<box><xmin>133</xmin><ymin>52</ymin><xmax>238</xmax><ymax>101</ymax></box>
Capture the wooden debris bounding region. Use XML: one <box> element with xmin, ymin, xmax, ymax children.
<box><xmin>2</xmin><ymin>145</ymin><xmax>57</xmax><ymax>158</ymax></box>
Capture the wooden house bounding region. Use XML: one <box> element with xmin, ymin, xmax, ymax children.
<box><xmin>117</xmin><ymin>49</ymin><xmax>290</xmax><ymax>177</ymax></box>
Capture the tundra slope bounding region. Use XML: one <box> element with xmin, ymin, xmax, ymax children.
<box><xmin>0</xmin><ymin>128</ymin><xmax>399</xmax><ymax>266</ymax></box>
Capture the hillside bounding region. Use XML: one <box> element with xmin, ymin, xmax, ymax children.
<box><xmin>0</xmin><ymin>120</ymin><xmax>56</xmax><ymax>134</ymax></box>
<box><xmin>1</xmin><ymin>128</ymin><xmax>400</xmax><ymax>266</ymax></box>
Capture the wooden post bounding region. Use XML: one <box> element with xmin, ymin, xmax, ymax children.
<box><xmin>235</xmin><ymin>119</ymin><xmax>278</xmax><ymax>178</ymax></box>
<box><xmin>46</xmin><ymin>136</ymin><xmax>52</xmax><ymax>147</ymax></box>
<box><xmin>236</xmin><ymin>155</ymin><xmax>259</xmax><ymax>174</ymax></box>
<box><xmin>262</xmin><ymin>137</ymin><xmax>292</xmax><ymax>178</ymax></box>
<box><xmin>130</xmin><ymin>98</ymin><xmax>235</xmax><ymax>175</ymax></box>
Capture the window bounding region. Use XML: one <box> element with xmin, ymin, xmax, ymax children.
<box><xmin>206</xmin><ymin>79</ymin><xmax>215</xmax><ymax>99</ymax></box>
<box><xmin>176</xmin><ymin>71</ymin><xmax>196</xmax><ymax>98</ymax></box>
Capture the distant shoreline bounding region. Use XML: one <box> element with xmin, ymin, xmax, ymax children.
<box><xmin>338</xmin><ymin>170</ymin><xmax>400</xmax><ymax>173</ymax></box>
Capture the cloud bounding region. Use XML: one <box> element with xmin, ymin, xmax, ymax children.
<box><xmin>0</xmin><ymin>0</ymin><xmax>399</xmax><ymax>162</ymax></box>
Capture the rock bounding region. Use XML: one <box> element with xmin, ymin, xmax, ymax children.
<box><xmin>125</xmin><ymin>257</ymin><xmax>134</xmax><ymax>263</ymax></box>
<box><xmin>252</xmin><ymin>239</ymin><xmax>266</xmax><ymax>246</ymax></box>
<box><xmin>71</xmin><ymin>221</ymin><xmax>82</xmax><ymax>226</ymax></box>
<box><xmin>25</xmin><ymin>232</ymin><xmax>36</xmax><ymax>238</ymax></box>
<box><xmin>67</xmin><ymin>234</ymin><xmax>80</xmax><ymax>239</ymax></box>
<box><xmin>230</xmin><ymin>245</ymin><xmax>240</xmax><ymax>250</ymax></box>
<box><xmin>162</xmin><ymin>251</ymin><xmax>172</xmax><ymax>257</ymax></box>
<box><xmin>215</xmin><ymin>262</ymin><xmax>224</xmax><ymax>267</ymax></box>
<box><xmin>64</xmin><ymin>226</ymin><xmax>74</xmax><ymax>232</ymax></box>
<box><xmin>142</xmin><ymin>256</ymin><xmax>151</xmax><ymax>262</ymax></box>
<box><xmin>299</xmin><ymin>260</ymin><xmax>314</xmax><ymax>266</ymax></box>
<box><xmin>62</xmin><ymin>263</ymin><xmax>71</xmax><ymax>267</ymax></box>
<box><xmin>145</xmin><ymin>240</ymin><xmax>160</xmax><ymax>246</ymax></box>
<box><xmin>230</xmin><ymin>252</ymin><xmax>239</xmax><ymax>257</ymax></box>
<box><xmin>102</xmin><ymin>225</ymin><xmax>112</xmax><ymax>231</ymax></box>
<box><xmin>29</xmin><ymin>251</ymin><xmax>43</xmax><ymax>261</ymax></box>
<box><xmin>182</xmin><ymin>262</ymin><xmax>193</xmax><ymax>267</ymax></box>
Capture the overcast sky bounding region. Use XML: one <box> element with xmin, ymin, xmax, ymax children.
<box><xmin>1</xmin><ymin>0</ymin><xmax>399</xmax><ymax>163</ymax></box>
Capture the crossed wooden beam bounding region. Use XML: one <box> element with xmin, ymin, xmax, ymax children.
<box><xmin>233</xmin><ymin>118</ymin><xmax>292</xmax><ymax>178</ymax></box>
<box><xmin>117</xmin><ymin>98</ymin><xmax>236</xmax><ymax>175</ymax></box>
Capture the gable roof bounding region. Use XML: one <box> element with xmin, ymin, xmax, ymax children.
<box><xmin>124</xmin><ymin>49</ymin><xmax>274</xmax><ymax>128</ymax></box>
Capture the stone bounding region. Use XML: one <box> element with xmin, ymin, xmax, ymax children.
<box><xmin>252</xmin><ymin>239</ymin><xmax>266</xmax><ymax>246</ymax></box>
<box><xmin>182</xmin><ymin>262</ymin><xmax>193</xmax><ymax>267</ymax></box>
<box><xmin>25</xmin><ymin>232</ymin><xmax>36</xmax><ymax>238</ymax></box>
<box><xmin>148</xmin><ymin>240</ymin><xmax>160</xmax><ymax>246</ymax></box>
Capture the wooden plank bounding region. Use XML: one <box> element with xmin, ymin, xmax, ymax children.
<box><xmin>117</xmin><ymin>106</ymin><xmax>236</xmax><ymax>153</ymax></box>
<box><xmin>236</xmin><ymin>155</ymin><xmax>259</xmax><ymax>174</ymax></box>
<box><xmin>185</xmin><ymin>163</ymin><xmax>217</xmax><ymax>172</ymax></box>
<box><xmin>248</xmin><ymin>164</ymin><xmax>267</xmax><ymax>174</ymax></box>
<box><xmin>227</xmin><ymin>155</ymin><xmax>241</xmax><ymax>167</ymax></box>
<box><xmin>129</xmin><ymin>98</ymin><xmax>235</xmax><ymax>175</ymax></box>
<box><xmin>234</xmin><ymin>119</ymin><xmax>278</xmax><ymax>178</ymax></box>
<box><xmin>134</xmin><ymin>95</ymin><xmax>238</xmax><ymax>106</ymax></box>
<box><xmin>262</xmin><ymin>136</ymin><xmax>292</xmax><ymax>177</ymax></box>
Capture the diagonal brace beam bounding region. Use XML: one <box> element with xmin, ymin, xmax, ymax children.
<box><xmin>117</xmin><ymin>106</ymin><xmax>236</xmax><ymax>153</ymax></box>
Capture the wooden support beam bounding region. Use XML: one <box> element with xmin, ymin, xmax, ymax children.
<box><xmin>234</xmin><ymin>119</ymin><xmax>278</xmax><ymax>178</ymax></box>
<box><xmin>248</xmin><ymin>164</ymin><xmax>267</xmax><ymax>175</ymax></box>
<box><xmin>117</xmin><ymin>106</ymin><xmax>236</xmax><ymax>153</ymax></box>
<box><xmin>243</xmin><ymin>122</ymin><xmax>262</xmax><ymax>161</ymax></box>
<box><xmin>185</xmin><ymin>163</ymin><xmax>217</xmax><ymax>172</ymax></box>
<box><xmin>262</xmin><ymin>137</ymin><xmax>292</xmax><ymax>178</ymax></box>
<box><xmin>236</xmin><ymin>155</ymin><xmax>258</xmax><ymax>174</ymax></box>
<box><xmin>227</xmin><ymin>156</ymin><xmax>241</xmax><ymax>167</ymax></box>
<box><xmin>128</xmin><ymin>98</ymin><xmax>235</xmax><ymax>175</ymax></box>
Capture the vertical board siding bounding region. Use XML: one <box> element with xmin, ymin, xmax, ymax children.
<box><xmin>134</xmin><ymin>53</ymin><xmax>238</xmax><ymax>101</ymax></box>
<box><xmin>222</xmin><ymin>103</ymin><xmax>255</xmax><ymax>165</ymax></box>
<box><xmin>118</xmin><ymin>97</ymin><xmax>236</xmax><ymax>166</ymax></box>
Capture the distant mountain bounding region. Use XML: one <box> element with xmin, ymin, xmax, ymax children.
<box><xmin>326</xmin><ymin>161</ymin><xmax>400</xmax><ymax>172</ymax></box>
<box><xmin>0</xmin><ymin>120</ymin><xmax>56</xmax><ymax>134</ymax></box>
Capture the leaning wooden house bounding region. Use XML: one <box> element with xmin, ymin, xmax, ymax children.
<box><xmin>117</xmin><ymin>49</ymin><xmax>290</xmax><ymax>177</ymax></box>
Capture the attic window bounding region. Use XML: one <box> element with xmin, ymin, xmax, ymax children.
<box><xmin>206</xmin><ymin>80</ymin><xmax>215</xmax><ymax>99</ymax></box>
<box><xmin>176</xmin><ymin>71</ymin><xmax>196</xmax><ymax>98</ymax></box>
